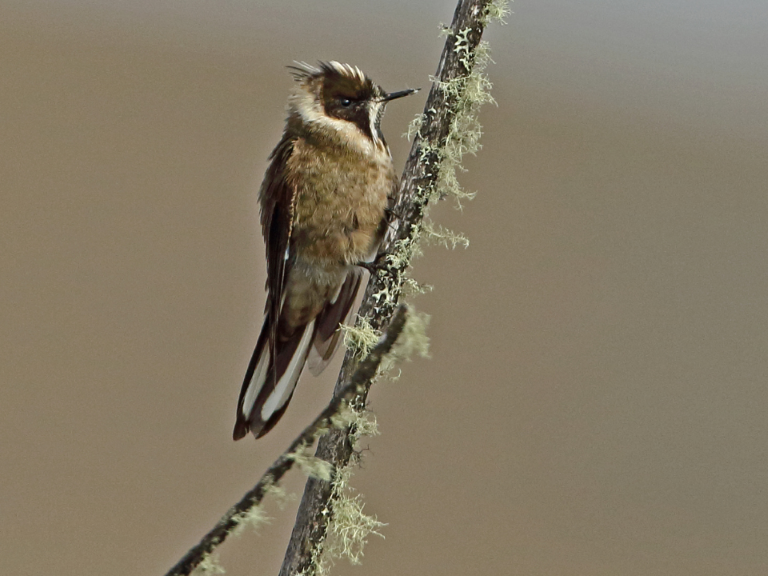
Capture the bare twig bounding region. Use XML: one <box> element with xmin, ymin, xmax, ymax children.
<box><xmin>163</xmin><ymin>305</ymin><xmax>410</xmax><ymax>576</ymax></box>
<box><xmin>279</xmin><ymin>1</ymin><xmax>502</xmax><ymax>574</ymax></box>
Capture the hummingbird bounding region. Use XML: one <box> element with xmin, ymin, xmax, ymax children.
<box><xmin>233</xmin><ymin>61</ymin><xmax>418</xmax><ymax>440</ymax></box>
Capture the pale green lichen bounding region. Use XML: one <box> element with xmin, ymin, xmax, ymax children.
<box><xmin>454</xmin><ymin>27</ymin><xmax>474</xmax><ymax>69</ymax></box>
<box><xmin>287</xmin><ymin>444</ymin><xmax>333</xmax><ymax>482</ymax></box>
<box><xmin>264</xmin><ymin>482</ymin><xmax>295</xmax><ymax>510</ymax></box>
<box><xmin>319</xmin><ymin>466</ymin><xmax>386</xmax><ymax>572</ymax></box>
<box><xmin>300</xmin><ymin>465</ymin><xmax>385</xmax><ymax>576</ymax></box>
<box><xmin>386</xmin><ymin>233</ymin><xmax>424</xmax><ymax>269</ymax></box>
<box><xmin>328</xmin><ymin>398</ymin><xmax>380</xmax><ymax>445</ymax></box>
<box><xmin>228</xmin><ymin>481</ymin><xmax>295</xmax><ymax>543</ymax></box>
<box><xmin>378</xmin><ymin>309</ymin><xmax>431</xmax><ymax>379</ymax></box>
<box><xmin>418</xmin><ymin>140</ymin><xmax>438</xmax><ymax>163</ymax></box>
<box><xmin>370</xmin><ymin>283</ymin><xmax>392</xmax><ymax>307</ymax></box>
<box><xmin>404</xmin><ymin>113</ymin><xmax>424</xmax><ymax>141</ymax></box>
<box><xmin>330</xmin><ymin>493</ymin><xmax>385</xmax><ymax>564</ymax></box>
<box><xmin>438</xmin><ymin>24</ymin><xmax>453</xmax><ymax>38</ymax></box>
<box><xmin>341</xmin><ymin>316</ymin><xmax>380</xmax><ymax>359</ymax></box>
<box><xmin>431</xmin><ymin>38</ymin><xmax>496</xmax><ymax>209</ymax></box>
<box><xmin>412</xmin><ymin>17</ymin><xmax>500</xmax><ymax>209</ymax></box>
<box><xmin>422</xmin><ymin>220</ymin><xmax>470</xmax><ymax>249</ymax></box>
<box><xmin>206</xmin><ymin>477</ymin><xmax>301</xmax><ymax>573</ymax></box>
<box><xmin>389</xmin><ymin>309</ymin><xmax>431</xmax><ymax>363</ymax></box>
<box><xmin>328</xmin><ymin>402</ymin><xmax>358</xmax><ymax>430</ymax></box>
<box><xmin>231</xmin><ymin>504</ymin><xmax>271</xmax><ymax>537</ymax></box>
<box><xmin>347</xmin><ymin>407</ymin><xmax>379</xmax><ymax>444</ymax></box>
<box><xmin>401</xmin><ymin>277</ymin><xmax>434</xmax><ymax>297</ymax></box>
<box><xmin>484</xmin><ymin>0</ymin><xmax>512</xmax><ymax>24</ymax></box>
<box><xmin>229</xmin><ymin>495</ymin><xmax>273</xmax><ymax>539</ymax></box>
<box><xmin>192</xmin><ymin>552</ymin><xmax>226</xmax><ymax>576</ymax></box>
<box><xmin>299</xmin><ymin>406</ymin><xmax>383</xmax><ymax>576</ymax></box>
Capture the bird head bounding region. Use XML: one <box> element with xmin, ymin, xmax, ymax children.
<box><xmin>286</xmin><ymin>61</ymin><xmax>418</xmax><ymax>154</ymax></box>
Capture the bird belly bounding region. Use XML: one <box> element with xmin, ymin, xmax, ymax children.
<box><xmin>280</xmin><ymin>261</ymin><xmax>347</xmax><ymax>330</ymax></box>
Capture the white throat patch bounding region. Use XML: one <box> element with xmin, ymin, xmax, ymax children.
<box><xmin>291</xmin><ymin>88</ymin><xmax>381</xmax><ymax>157</ymax></box>
<box><xmin>368</xmin><ymin>101</ymin><xmax>383</xmax><ymax>146</ymax></box>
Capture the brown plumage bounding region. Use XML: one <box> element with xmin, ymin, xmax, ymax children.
<box><xmin>233</xmin><ymin>62</ymin><xmax>417</xmax><ymax>440</ymax></box>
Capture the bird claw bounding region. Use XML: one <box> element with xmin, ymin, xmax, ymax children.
<box><xmin>384</xmin><ymin>207</ymin><xmax>406</xmax><ymax>223</ymax></box>
<box><xmin>354</xmin><ymin>256</ymin><xmax>387</xmax><ymax>275</ymax></box>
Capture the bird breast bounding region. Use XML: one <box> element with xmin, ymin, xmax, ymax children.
<box><xmin>288</xmin><ymin>137</ymin><xmax>394</xmax><ymax>267</ymax></box>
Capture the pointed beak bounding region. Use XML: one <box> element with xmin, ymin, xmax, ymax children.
<box><xmin>382</xmin><ymin>88</ymin><xmax>420</xmax><ymax>102</ymax></box>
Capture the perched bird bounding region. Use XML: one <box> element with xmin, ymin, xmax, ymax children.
<box><xmin>233</xmin><ymin>62</ymin><xmax>418</xmax><ymax>440</ymax></box>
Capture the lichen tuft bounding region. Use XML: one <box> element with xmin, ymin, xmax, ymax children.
<box><xmin>484</xmin><ymin>0</ymin><xmax>512</xmax><ymax>24</ymax></box>
<box><xmin>192</xmin><ymin>553</ymin><xmax>226</xmax><ymax>575</ymax></box>
<box><xmin>288</xmin><ymin>445</ymin><xmax>333</xmax><ymax>482</ymax></box>
<box><xmin>341</xmin><ymin>316</ymin><xmax>380</xmax><ymax>359</ymax></box>
<box><xmin>423</xmin><ymin>220</ymin><xmax>470</xmax><ymax>249</ymax></box>
<box><xmin>327</xmin><ymin>467</ymin><xmax>386</xmax><ymax>566</ymax></box>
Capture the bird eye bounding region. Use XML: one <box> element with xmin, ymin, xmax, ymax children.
<box><xmin>339</xmin><ymin>98</ymin><xmax>352</xmax><ymax>107</ymax></box>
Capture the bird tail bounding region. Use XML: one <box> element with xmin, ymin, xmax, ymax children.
<box><xmin>233</xmin><ymin>269</ymin><xmax>363</xmax><ymax>441</ymax></box>
<box><xmin>233</xmin><ymin>315</ymin><xmax>316</xmax><ymax>440</ymax></box>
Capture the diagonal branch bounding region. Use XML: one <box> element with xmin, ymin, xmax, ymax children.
<box><xmin>279</xmin><ymin>2</ymin><xmax>500</xmax><ymax>575</ymax></box>
<box><xmin>163</xmin><ymin>305</ymin><xmax>410</xmax><ymax>576</ymax></box>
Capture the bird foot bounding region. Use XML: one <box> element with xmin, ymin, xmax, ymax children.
<box><xmin>354</xmin><ymin>255</ymin><xmax>388</xmax><ymax>275</ymax></box>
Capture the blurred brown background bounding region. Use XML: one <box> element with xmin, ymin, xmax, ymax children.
<box><xmin>2</xmin><ymin>1</ymin><xmax>767</xmax><ymax>574</ymax></box>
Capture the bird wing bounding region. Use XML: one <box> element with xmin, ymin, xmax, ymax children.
<box><xmin>259</xmin><ymin>132</ymin><xmax>299</xmax><ymax>342</ymax></box>
<box><xmin>232</xmin><ymin>133</ymin><xmax>302</xmax><ymax>441</ymax></box>
<box><xmin>307</xmin><ymin>268</ymin><xmax>363</xmax><ymax>375</ymax></box>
